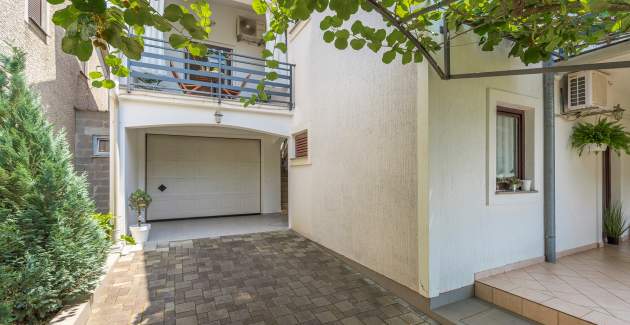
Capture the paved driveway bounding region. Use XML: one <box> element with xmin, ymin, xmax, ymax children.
<box><xmin>88</xmin><ymin>231</ymin><xmax>437</xmax><ymax>325</ymax></box>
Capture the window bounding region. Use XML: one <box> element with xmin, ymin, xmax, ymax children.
<box><xmin>93</xmin><ymin>135</ymin><xmax>109</xmax><ymax>157</ymax></box>
<box><xmin>294</xmin><ymin>131</ymin><xmax>308</xmax><ymax>159</ymax></box>
<box><xmin>27</xmin><ymin>0</ymin><xmax>45</xmax><ymax>31</ymax></box>
<box><xmin>496</xmin><ymin>107</ymin><xmax>523</xmax><ymax>186</ymax></box>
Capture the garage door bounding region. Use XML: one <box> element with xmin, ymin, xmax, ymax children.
<box><xmin>146</xmin><ymin>134</ymin><xmax>261</xmax><ymax>220</ymax></box>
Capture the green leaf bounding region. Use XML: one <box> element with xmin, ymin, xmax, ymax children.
<box><xmin>163</xmin><ymin>4</ymin><xmax>183</xmax><ymax>22</ymax></box>
<box><xmin>262</xmin><ymin>49</ymin><xmax>273</xmax><ymax>58</ymax></box>
<box><xmin>275</xmin><ymin>43</ymin><xmax>287</xmax><ymax>53</ymax></box>
<box><xmin>52</xmin><ymin>5</ymin><xmax>79</xmax><ymax>28</ymax></box>
<box><xmin>367</xmin><ymin>42</ymin><xmax>381</xmax><ymax>53</ymax></box>
<box><xmin>88</xmin><ymin>71</ymin><xmax>102</xmax><ymax>79</ymax></box>
<box><xmin>266</xmin><ymin>71</ymin><xmax>279</xmax><ymax>81</ymax></box>
<box><xmin>252</xmin><ymin>0</ymin><xmax>268</xmax><ymax>14</ymax></box>
<box><xmin>350</xmin><ymin>39</ymin><xmax>365</xmax><ymax>50</ymax></box>
<box><xmin>169</xmin><ymin>34</ymin><xmax>189</xmax><ymax>49</ymax></box>
<box><xmin>76</xmin><ymin>40</ymin><xmax>93</xmax><ymax>61</ymax></box>
<box><xmin>382</xmin><ymin>50</ymin><xmax>396</xmax><ymax>64</ymax></box>
<box><xmin>402</xmin><ymin>51</ymin><xmax>412</xmax><ymax>64</ymax></box>
<box><xmin>320</xmin><ymin>16</ymin><xmax>332</xmax><ymax>30</ymax></box>
<box><xmin>187</xmin><ymin>43</ymin><xmax>207</xmax><ymax>57</ymax></box>
<box><xmin>334</xmin><ymin>37</ymin><xmax>348</xmax><ymax>49</ymax></box>
<box><xmin>102</xmin><ymin>79</ymin><xmax>116</xmax><ymax>89</ymax></box>
<box><xmin>351</xmin><ymin>20</ymin><xmax>363</xmax><ymax>34</ymax></box>
<box><xmin>104</xmin><ymin>54</ymin><xmax>121</xmax><ymax>67</ymax></box>
<box><xmin>323</xmin><ymin>30</ymin><xmax>335</xmax><ymax>43</ymax></box>
<box><xmin>71</xmin><ymin>0</ymin><xmax>105</xmax><ymax>13</ymax></box>
<box><xmin>47</xmin><ymin>0</ymin><xmax>65</xmax><ymax>4</ymax></box>
<box><xmin>91</xmin><ymin>80</ymin><xmax>103</xmax><ymax>87</ymax></box>
<box><xmin>266</xmin><ymin>60</ymin><xmax>279</xmax><ymax>68</ymax></box>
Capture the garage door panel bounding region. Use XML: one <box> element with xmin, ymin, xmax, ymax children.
<box><xmin>146</xmin><ymin>135</ymin><xmax>261</xmax><ymax>220</ymax></box>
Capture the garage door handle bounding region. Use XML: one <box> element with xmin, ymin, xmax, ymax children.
<box><xmin>158</xmin><ymin>184</ymin><xmax>167</xmax><ymax>192</ymax></box>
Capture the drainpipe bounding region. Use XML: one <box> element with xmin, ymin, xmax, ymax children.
<box><xmin>543</xmin><ymin>60</ymin><xmax>556</xmax><ymax>263</ymax></box>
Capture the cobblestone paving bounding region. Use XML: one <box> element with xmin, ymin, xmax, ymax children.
<box><xmin>88</xmin><ymin>231</ymin><xmax>438</xmax><ymax>325</ymax></box>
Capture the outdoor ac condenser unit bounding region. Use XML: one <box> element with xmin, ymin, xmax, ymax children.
<box><xmin>236</xmin><ymin>16</ymin><xmax>264</xmax><ymax>46</ymax></box>
<box><xmin>566</xmin><ymin>70</ymin><xmax>608</xmax><ymax>111</ymax></box>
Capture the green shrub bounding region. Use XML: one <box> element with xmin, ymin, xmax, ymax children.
<box><xmin>603</xmin><ymin>202</ymin><xmax>629</xmax><ymax>239</ymax></box>
<box><xmin>92</xmin><ymin>213</ymin><xmax>115</xmax><ymax>242</ymax></box>
<box><xmin>0</xmin><ymin>48</ymin><xmax>109</xmax><ymax>323</ymax></box>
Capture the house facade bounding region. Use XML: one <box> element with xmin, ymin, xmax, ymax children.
<box><xmin>107</xmin><ymin>1</ymin><xmax>630</xmax><ymax>322</ymax></box>
<box><xmin>0</xmin><ymin>0</ymin><xmax>111</xmax><ymax>212</ymax></box>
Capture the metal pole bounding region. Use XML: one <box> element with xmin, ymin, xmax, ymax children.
<box><xmin>543</xmin><ymin>60</ymin><xmax>556</xmax><ymax>263</ymax></box>
<box><xmin>217</xmin><ymin>50</ymin><xmax>222</xmax><ymax>104</ymax></box>
<box><xmin>289</xmin><ymin>65</ymin><xmax>294</xmax><ymax>110</ymax></box>
<box><xmin>442</xmin><ymin>18</ymin><xmax>451</xmax><ymax>79</ymax></box>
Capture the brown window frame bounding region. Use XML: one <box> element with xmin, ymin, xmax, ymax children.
<box><xmin>497</xmin><ymin>106</ymin><xmax>524</xmax><ymax>180</ymax></box>
<box><xmin>294</xmin><ymin>131</ymin><xmax>308</xmax><ymax>159</ymax></box>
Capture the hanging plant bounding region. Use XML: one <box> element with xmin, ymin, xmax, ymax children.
<box><xmin>570</xmin><ymin>119</ymin><xmax>630</xmax><ymax>156</ymax></box>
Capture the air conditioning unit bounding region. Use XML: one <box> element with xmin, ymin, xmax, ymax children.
<box><xmin>566</xmin><ymin>70</ymin><xmax>608</xmax><ymax>112</ymax></box>
<box><xmin>236</xmin><ymin>16</ymin><xmax>264</xmax><ymax>46</ymax></box>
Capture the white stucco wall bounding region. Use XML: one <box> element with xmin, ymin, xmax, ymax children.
<box><xmin>287</xmin><ymin>12</ymin><xmax>420</xmax><ymax>292</ymax></box>
<box><xmin>426</xmin><ymin>36</ymin><xmax>544</xmax><ymax>296</ymax></box>
<box><xmin>554</xmin><ymin>50</ymin><xmax>630</xmax><ymax>251</ymax></box>
<box><xmin>114</xmin><ymin>93</ymin><xmax>287</xmax><ymax>233</ymax></box>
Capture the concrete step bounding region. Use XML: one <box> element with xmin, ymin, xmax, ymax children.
<box><xmin>432</xmin><ymin>298</ymin><xmax>537</xmax><ymax>325</ymax></box>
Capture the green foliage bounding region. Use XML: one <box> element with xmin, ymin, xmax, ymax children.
<box><xmin>603</xmin><ymin>202</ymin><xmax>629</xmax><ymax>239</ymax></box>
<box><xmin>570</xmin><ymin>119</ymin><xmax>630</xmax><ymax>156</ymax></box>
<box><xmin>50</xmin><ymin>1</ymin><xmax>630</xmax><ymax>106</ymax></box>
<box><xmin>92</xmin><ymin>213</ymin><xmax>115</xmax><ymax>242</ymax></box>
<box><xmin>48</xmin><ymin>0</ymin><xmax>214</xmax><ymax>87</ymax></box>
<box><xmin>120</xmin><ymin>234</ymin><xmax>136</xmax><ymax>245</ymax></box>
<box><xmin>128</xmin><ymin>189</ymin><xmax>152</xmax><ymax>226</ymax></box>
<box><xmin>0</xmin><ymin>48</ymin><xmax>109</xmax><ymax>323</ymax></box>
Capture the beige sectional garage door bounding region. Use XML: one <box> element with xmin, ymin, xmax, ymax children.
<box><xmin>146</xmin><ymin>134</ymin><xmax>261</xmax><ymax>220</ymax></box>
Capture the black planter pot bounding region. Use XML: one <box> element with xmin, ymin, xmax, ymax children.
<box><xmin>607</xmin><ymin>236</ymin><xmax>620</xmax><ymax>245</ymax></box>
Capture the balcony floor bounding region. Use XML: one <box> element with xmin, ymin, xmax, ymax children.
<box><xmin>476</xmin><ymin>241</ymin><xmax>630</xmax><ymax>325</ymax></box>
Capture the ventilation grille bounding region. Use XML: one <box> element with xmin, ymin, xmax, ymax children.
<box><xmin>569</xmin><ymin>75</ymin><xmax>586</xmax><ymax>107</ymax></box>
<box><xmin>294</xmin><ymin>131</ymin><xmax>308</xmax><ymax>159</ymax></box>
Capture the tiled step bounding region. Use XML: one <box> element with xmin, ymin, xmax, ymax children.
<box><xmin>474</xmin><ymin>281</ymin><xmax>596</xmax><ymax>325</ymax></box>
<box><xmin>433</xmin><ymin>297</ymin><xmax>537</xmax><ymax>325</ymax></box>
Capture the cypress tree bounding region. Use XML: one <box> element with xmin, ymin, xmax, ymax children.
<box><xmin>0</xmin><ymin>48</ymin><xmax>109</xmax><ymax>324</ymax></box>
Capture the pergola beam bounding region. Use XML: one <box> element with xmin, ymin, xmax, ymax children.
<box><xmin>365</xmin><ymin>0</ymin><xmax>447</xmax><ymax>79</ymax></box>
<box><xmin>449</xmin><ymin>60</ymin><xmax>630</xmax><ymax>79</ymax></box>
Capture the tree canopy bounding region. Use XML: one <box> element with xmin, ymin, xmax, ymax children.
<box><xmin>48</xmin><ymin>0</ymin><xmax>630</xmax><ymax>102</ymax></box>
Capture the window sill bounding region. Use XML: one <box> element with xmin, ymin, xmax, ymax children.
<box><xmin>495</xmin><ymin>190</ymin><xmax>538</xmax><ymax>195</ymax></box>
<box><xmin>290</xmin><ymin>157</ymin><xmax>311</xmax><ymax>167</ymax></box>
<box><xmin>26</xmin><ymin>20</ymin><xmax>48</xmax><ymax>42</ymax></box>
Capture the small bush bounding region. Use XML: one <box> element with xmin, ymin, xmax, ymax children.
<box><xmin>0</xmin><ymin>48</ymin><xmax>109</xmax><ymax>323</ymax></box>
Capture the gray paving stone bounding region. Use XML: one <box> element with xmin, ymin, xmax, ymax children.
<box><xmin>86</xmin><ymin>231</ymin><xmax>435</xmax><ymax>325</ymax></box>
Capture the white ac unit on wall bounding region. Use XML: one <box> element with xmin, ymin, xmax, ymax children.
<box><xmin>566</xmin><ymin>70</ymin><xmax>608</xmax><ymax>112</ymax></box>
<box><xmin>236</xmin><ymin>16</ymin><xmax>264</xmax><ymax>46</ymax></box>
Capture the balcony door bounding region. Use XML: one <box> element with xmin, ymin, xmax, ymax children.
<box><xmin>185</xmin><ymin>44</ymin><xmax>233</xmax><ymax>95</ymax></box>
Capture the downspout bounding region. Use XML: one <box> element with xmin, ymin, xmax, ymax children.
<box><xmin>543</xmin><ymin>60</ymin><xmax>556</xmax><ymax>263</ymax></box>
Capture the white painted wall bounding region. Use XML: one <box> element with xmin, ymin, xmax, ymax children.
<box><xmin>287</xmin><ymin>11</ymin><xmax>421</xmax><ymax>292</ymax></box>
<box><xmin>426</xmin><ymin>35</ymin><xmax>544</xmax><ymax>296</ymax></box>
<box><xmin>115</xmin><ymin>93</ymin><xmax>286</xmax><ymax>233</ymax></box>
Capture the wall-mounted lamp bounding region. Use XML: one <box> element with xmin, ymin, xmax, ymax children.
<box><xmin>214</xmin><ymin>111</ymin><xmax>224</xmax><ymax>124</ymax></box>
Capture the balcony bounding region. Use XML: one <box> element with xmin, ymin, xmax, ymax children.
<box><xmin>125</xmin><ymin>36</ymin><xmax>294</xmax><ymax>109</ymax></box>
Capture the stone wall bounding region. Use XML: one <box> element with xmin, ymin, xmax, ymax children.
<box><xmin>0</xmin><ymin>1</ymin><xmax>108</xmax><ymax>148</ymax></box>
<box><xmin>75</xmin><ymin>110</ymin><xmax>110</xmax><ymax>213</ymax></box>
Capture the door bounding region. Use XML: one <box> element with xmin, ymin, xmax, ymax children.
<box><xmin>146</xmin><ymin>134</ymin><xmax>261</xmax><ymax>220</ymax></box>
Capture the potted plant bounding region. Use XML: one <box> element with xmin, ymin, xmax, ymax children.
<box><xmin>603</xmin><ymin>202</ymin><xmax>628</xmax><ymax>245</ymax></box>
<box><xmin>506</xmin><ymin>176</ymin><xmax>521</xmax><ymax>192</ymax></box>
<box><xmin>570</xmin><ymin>119</ymin><xmax>630</xmax><ymax>156</ymax></box>
<box><xmin>128</xmin><ymin>189</ymin><xmax>152</xmax><ymax>244</ymax></box>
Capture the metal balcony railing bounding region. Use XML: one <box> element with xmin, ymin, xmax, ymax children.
<box><xmin>126</xmin><ymin>36</ymin><xmax>294</xmax><ymax>109</ymax></box>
